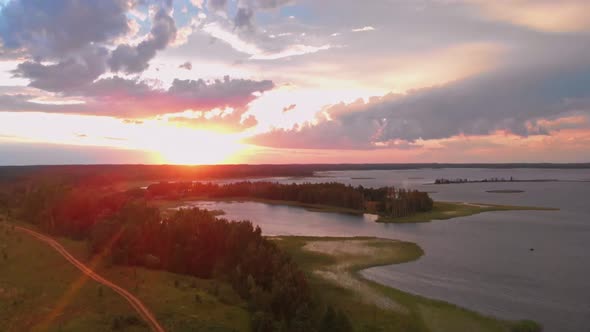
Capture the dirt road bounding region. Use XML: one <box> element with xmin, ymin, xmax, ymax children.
<box><xmin>14</xmin><ymin>225</ymin><xmax>165</xmax><ymax>332</ymax></box>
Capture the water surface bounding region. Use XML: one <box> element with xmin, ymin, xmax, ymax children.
<box><xmin>183</xmin><ymin>168</ymin><xmax>590</xmax><ymax>332</ymax></box>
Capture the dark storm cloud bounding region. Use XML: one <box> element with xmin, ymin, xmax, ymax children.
<box><xmin>0</xmin><ymin>76</ymin><xmax>275</xmax><ymax>118</ymax></box>
<box><xmin>84</xmin><ymin>75</ymin><xmax>273</xmax><ymax>117</ymax></box>
<box><xmin>208</xmin><ymin>0</ymin><xmax>228</xmax><ymax>11</ymax></box>
<box><xmin>0</xmin><ymin>0</ymin><xmax>131</xmax><ymax>58</ymax></box>
<box><xmin>167</xmin><ymin>75</ymin><xmax>274</xmax><ymax>109</ymax></box>
<box><xmin>249</xmin><ymin>61</ymin><xmax>590</xmax><ymax>149</ymax></box>
<box><xmin>232</xmin><ymin>0</ymin><xmax>293</xmax><ymax>29</ymax></box>
<box><xmin>234</xmin><ymin>7</ymin><xmax>254</xmax><ymax>29</ymax></box>
<box><xmin>252</xmin><ymin>0</ymin><xmax>293</xmax><ymax>9</ymax></box>
<box><xmin>12</xmin><ymin>46</ymin><xmax>109</xmax><ymax>92</ymax></box>
<box><xmin>1</xmin><ymin>0</ymin><xmax>178</xmax><ymax>90</ymax></box>
<box><xmin>179</xmin><ymin>61</ymin><xmax>193</xmax><ymax>70</ymax></box>
<box><xmin>82</xmin><ymin>75</ymin><xmax>274</xmax><ymax>106</ymax></box>
<box><xmin>0</xmin><ymin>0</ymin><xmax>275</xmax><ymax>124</ymax></box>
<box><xmin>109</xmin><ymin>8</ymin><xmax>177</xmax><ymax>74</ymax></box>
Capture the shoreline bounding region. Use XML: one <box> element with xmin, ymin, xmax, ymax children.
<box><xmin>376</xmin><ymin>201</ymin><xmax>559</xmax><ymax>223</ymax></box>
<box><xmin>274</xmin><ymin>236</ymin><xmax>531</xmax><ymax>332</ymax></box>
<box><xmin>158</xmin><ymin>197</ymin><xmax>558</xmax><ymax>224</ymax></box>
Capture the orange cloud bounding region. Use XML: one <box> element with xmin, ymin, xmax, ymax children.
<box><xmin>465</xmin><ymin>0</ymin><xmax>590</xmax><ymax>33</ymax></box>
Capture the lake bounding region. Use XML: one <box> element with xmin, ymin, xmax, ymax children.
<box><xmin>180</xmin><ymin>168</ymin><xmax>590</xmax><ymax>332</ymax></box>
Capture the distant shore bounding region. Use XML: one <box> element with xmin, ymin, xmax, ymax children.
<box><xmin>432</xmin><ymin>178</ymin><xmax>558</xmax><ymax>185</ymax></box>
<box><xmin>376</xmin><ymin>201</ymin><xmax>558</xmax><ymax>223</ymax></box>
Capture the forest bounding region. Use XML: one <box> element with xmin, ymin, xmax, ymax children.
<box><xmin>1</xmin><ymin>179</ymin><xmax>354</xmax><ymax>331</ymax></box>
<box><xmin>147</xmin><ymin>181</ymin><xmax>434</xmax><ymax>218</ymax></box>
<box><xmin>434</xmin><ymin>177</ymin><xmax>516</xmax><ymax>184</ymax></box>
<box><xmin>0</xmin><ymin>172</ymin><xmax>432</xmax><ymax>331</ymax></box>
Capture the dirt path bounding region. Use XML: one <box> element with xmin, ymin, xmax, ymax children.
<box><xmin>14</xmin><ymin>225</ymin><xmax>165</xmax><ymax>332</ymax></box>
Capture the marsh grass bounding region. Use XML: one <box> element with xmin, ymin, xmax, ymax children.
<box><xmin>376</xmin><ymin>201</ymin><xmax>558</xmax><ymax>223</ymax></box>
<box><xmin>274</xmin><ymin>236</ymin><xmax>519</xmax><ymax>332</ymax></box>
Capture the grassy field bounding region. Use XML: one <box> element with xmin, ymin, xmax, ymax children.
<box><xmin>376</xmin><ymin>201</ymin><xmax>559</xmax><ymax>223</ymax></box>
<box><xmin>0</xmin><ymin>218</ymin><xmax>250</xmax><ymax>332</ymax></box>
<box><xmin>0</xmin><ymin>221</ymin><xmax>142</xmax><ymax>332</ymax></box>
<box><xmin>273</xmin><ymin>236</ymin><xmax>516</xmax><ymax>332</ymax></box>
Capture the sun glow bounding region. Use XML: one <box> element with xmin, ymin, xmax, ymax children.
<box><xmin>152</xmin><ymin>130</ymin><xmax>245</xmax><ymax>165</ymax></box>
<box><xmin>0</xmin><ymin>112</ymin><xmax>247</xmax><ymax>165</ymax></box>
<box><xmin>133</xmin><ymin>118</ymin><xmax>248</xmax><ymax>164</ymax></box>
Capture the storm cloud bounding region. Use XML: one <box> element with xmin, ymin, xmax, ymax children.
<box><xmin>0</xmin><ymin>0</ymin><xmax>131</xmax><ymax>58</ymax></box>
<box><xmin>250</xmin><ymin>61</ymin><xmax>590</xmax><ymax>149</ymax></box>
<box><xmin>12</xmin><ymin>46</ymin><xmax>109</xmax><ymax>92</ymax></box>
<box><xmin>208</xmin><ymin>0</ymin><xmax>228</xmax><ymax>11</ymax></box>
<box><xmin>1</xmin><ymin>75</ymin><xmax>275</xmax><ymax>118</ymax></box>
<box><xmin>109</xmin><ymin>8</ymin><xmax>177</xmax><ymax>74</ymax></box>
<box><xmin>1</xmin><ymin>0</ymin><xmax>178</xmax><ymax>88</ymax></box>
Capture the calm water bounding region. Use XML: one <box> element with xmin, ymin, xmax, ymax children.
<box><xmin>183</xmin><ymin>169</ymin><xmax>590</xmax><ymax>332</ymax></box>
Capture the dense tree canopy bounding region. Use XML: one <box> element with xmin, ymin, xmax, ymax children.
<box><xmin>8</xmin><ymin>176</ymin><xmax>433</xmax><ymax>330</ymax></box>
<box><xmin>147</xmin><ymin>181</ymin><xmax>434</xmax><ymax>218</ymax></box>
<box><xmin>11</xmin><ymin>181</ymin><xmax>319</xmax><ymax>330</ymax></box>
<box><xmin>90</xmin><ymin>204</ymin><xmax>313</xmax><ymax>330</ymax></box>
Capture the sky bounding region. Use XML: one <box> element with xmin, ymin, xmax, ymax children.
<box><xmin>0</xmin><ymin>0</ymin><xmax>589</xmax><ymax>165</ymax></box>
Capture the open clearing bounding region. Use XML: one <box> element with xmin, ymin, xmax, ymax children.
<box><xmin>0</xmin><ymin>219</ymin><xmax>250</xmax><ymax>332</ymax></box>
<box><xmin>13</xmin><ymin>225</ymin><xmax>165</xmax><ymax>332</ymax></box>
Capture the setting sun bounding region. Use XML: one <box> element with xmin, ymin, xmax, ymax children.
<box><xmin>152</xmin><ymin>130</ymin><xmax>245</xmax><ymax>165</ymax></box>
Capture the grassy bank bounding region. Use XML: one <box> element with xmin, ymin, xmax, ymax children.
<box><xmin>376</xmin><ymin>201</ymin><xmax>559</xmax><ymax>223</ymax></box>
<box><xmin>0</xmin><ymin>219</ymin><xmax>250</xmax><ymax>332</ymax></box>
<box><xmin>274</xmin><ymin>236</ymin><xmax>517</xmax><ymax>332</ymax></box>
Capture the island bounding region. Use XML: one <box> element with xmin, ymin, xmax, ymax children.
<box><xmin>433</xmin><ymin>177</ymin><xmax>557</xmax><ymax>184</ymax></box>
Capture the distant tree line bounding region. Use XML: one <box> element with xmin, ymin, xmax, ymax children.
<box><xmin>434</xmin><ymin>177</ymin><xmax>515</xmax><ymax>184</ymax></box>
<box><xmin>2</xmin><ymin>162</ymin><xmax>587</xmax><ymax>186</ymax></box>
<box><xmin>147</xmin><ymin>181</ymin><xmax>434</xmax><ymax>218</ymax></box>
